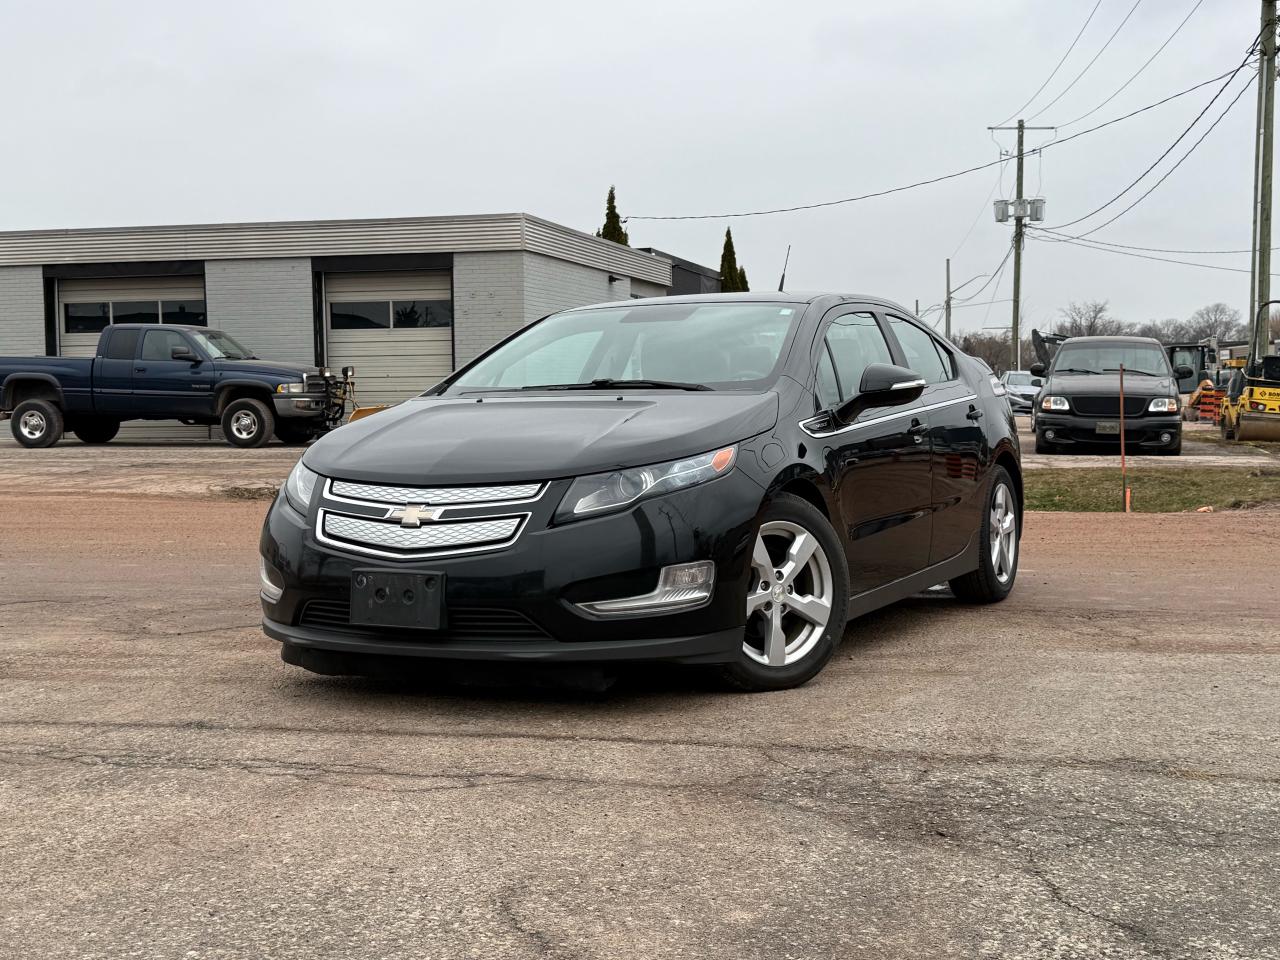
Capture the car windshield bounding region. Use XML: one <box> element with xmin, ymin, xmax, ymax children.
<box><xmin>190</xmin><ymin>330</ymin><xmax>254</xmax><ymax>360</ymax></box>
<box><xmin>1004</xmin><ymin>372</ymin><xmax>1034</xmax><ymax>386</ymax></box>
<box><xmin>447</xmin><ymin>301</ymin><xmax>800</xmax><ymax>392</ymax></box>
<box><xmin>1053</xmin><ymin>342</ymin><xmax>1169</xmax><ymax>378</ymax></box>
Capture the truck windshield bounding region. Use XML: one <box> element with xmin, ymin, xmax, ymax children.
<box><xmin>447</xmin><ymin>302</ymin><xmax>800</xmax><ymax>392</ymax></box>
<box><xmin>190</xmin><ymin>330</ymin><xmax>254</xmax><ymax>360</ymax></box>
<box><xmin>1053</xmin><ymin>343</ymin><xmax>1170</xmax><ymax>378</ymax></box>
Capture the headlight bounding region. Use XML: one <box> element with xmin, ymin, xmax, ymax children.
<box><xmin>321</xmin><ymin>367</ymin><xmax>333</xmax><ymax>378</ymax></box>
<box><xmin>1147</xmin><ymin>397</ymin><xmax>1178</xmax><ymax>413</ymax></box>
<box><xmin>283</xmin><ymin>460</ymin><xmax>320</xmax><ymax>514</ymax></box>
<box><xmin>555</xmin><ymin>446</ymin><xmax>737</xmax><ymax>522</ymax></box>
<box><xmin>1041</xmin><ymin>395</ymin><xmax>1069</xmax><ymax>411</ymax></box>
<box><xmin>276</xmin><ymin>382</ymin><xmax>305</xmax><ymax>394</ymax></box>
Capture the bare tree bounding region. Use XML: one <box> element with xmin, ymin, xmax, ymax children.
<box><xmin>1185</xmin><ymin>302</ymin><xmax>1244</xmax><ymax>342</ymax></box>
<box><xmin>1132</xmin><ymin>317</ymin><xmax>1190</xmax><ymax>343</ymax></box>
<box><xmin>1056</xmin><ymin>300</ymin><xmax>1128</xmax><ymax>337</ymax></box>
<box><xmin>958</xmin><ymin>332</ymin><xmax>1012</xmax><ymax>373</ymax></box>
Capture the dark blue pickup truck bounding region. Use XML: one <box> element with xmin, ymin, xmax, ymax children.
<box><xmin>0</xmin><ymin>324</ymin><xmax>353</xmax><ymax>448</ymax></box>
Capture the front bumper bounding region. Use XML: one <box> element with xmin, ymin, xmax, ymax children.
<box><xmin>259</xmin><ymin>469</ymin><xmax>765</xmax><ymax>665</ymax></box>
<box><xmin>1036</xmin><ymin>413</ymin><xmax>1181</xmax><ymax>447</ymax></box>
<box><xmin>272</xmin><ymin>393</ymin><xmax>328</xmax><ymax>419</ymax></box>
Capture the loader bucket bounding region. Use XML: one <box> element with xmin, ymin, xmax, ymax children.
<box><xmin>347</xmin><ymin>405</ymin><xmax>390</xmax><ymax>424</ymax></box>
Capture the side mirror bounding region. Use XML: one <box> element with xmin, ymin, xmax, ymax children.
<box><xmin>1031</xmin><ymin>377</ymin><xmax>1044</xmax><ymax>388</ymax></box>
<box><xmin>171</xmin><ymin>346</ymin><xmax>198</xmax><ymax>362</ymax></box>
<box><xmin>1029</xmin><ymin>362</ymin><xmax>1047</xmax><ymax>377</ymax></box>
<box><xmin>1174</xmin><ymin>364</ymin><xmax>1194</xmax><ymax>380</ymax></box>
<box><xmin>834</xmin><ymin>363</ymin><xmax>926</xmax><ymax>424</ymax></box>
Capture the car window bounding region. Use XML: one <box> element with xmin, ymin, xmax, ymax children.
<box><xmin>824</xmin><ymin>312</ymin><xmax>893</xmax><ymax>400</ymax></box>
<box><xmin>886</xmin><ymin>315</ymin><xmax>952</xmax><ymax>384</ymax></box>
<box><xmin>141</xmin><ymin>328</ymin><xmax>190</xmax><ymax>361</ymax></box>
<box><xmin>815</xmin><ymin>345</ymin><xmax>841</xmax><ymax>409</ymax></box>
<box><xmin>104</xmin><ymin>328</ymin><xmax>140</xmax><ymax>360</ymax></box>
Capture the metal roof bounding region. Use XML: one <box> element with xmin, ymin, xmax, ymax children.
<box><xmin>0</xmin><ymin>212</ymin><xmax>673</xmax><ymax>285</ymax></box>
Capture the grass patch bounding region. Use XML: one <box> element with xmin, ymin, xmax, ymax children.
<box><xmin>1025</xmin><ymin>466</ymin><xmax>1280</xmax><ymax>512</ymax></box>
<box><xmin>218</xmin><ymin>484</ymin><xmax>280</xmax><ymax>501</ymax></box>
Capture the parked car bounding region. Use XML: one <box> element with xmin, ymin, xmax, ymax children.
<box><xmin>0</xmin><ymin>324</ymin><xmax>352</xmax><ymax>448</ymax></box>
<box><xmin>1030</xmin><ymin>335</ymin><xmax>1192</xmax><ymax>456</ymax></box>
<box><xmin>260</xmin><ymin>293</ymin><xmax>1023</xmax><ymax>691</ymax></box>
<box><xmin>1000</xmin><ymin>370</ymin><xmax>1043</xmax><ymax>414</ymax></box>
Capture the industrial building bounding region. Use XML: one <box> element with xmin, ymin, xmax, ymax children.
<box><xmin>0</xmin><ymin>213</ymin><xmax>718</xmax><ymax>438</ymax></box>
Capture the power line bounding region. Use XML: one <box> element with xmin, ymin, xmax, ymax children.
<box><xmin>951</xmin><ymin>243</ymin><xmax>1014</xmax><ymax>306</ymax></box>
<box><xmin>1031</xmin><ymin>227</ymin><xmax>1262</xmax><ymax>255</ymax></box>
<box><xmin>1029</xmin><ymin>232</ymin><xmax>1280</xmax><ymax>276</ymax></box>
<box><xmin>1027</xmin><ymin>0</ymin><xmax>1145</xmax><ymax>122</ymax></box>
<box><xmin>992</xmin><ymin>0</ymin><xmax>1105</xmax><ymax>127</ymax></box>
<box><xmin>951</xmin><ymin>166</ymin><xmax>1003</xmax><ymax>259</ymax></box>
<box><xmin>1058</xmin><ymin>0</ymin><xmax>1206</xmax><ymax>129</ymax></box>
<box><xmin>1047</xmin><ymin>46</ymin><xmax>1258</xmax><ymax>231</ymax></box>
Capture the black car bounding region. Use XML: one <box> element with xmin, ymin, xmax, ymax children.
<box><xmin>260</xmin><ymin>293</ymin><xmax>1022</xmax><ymax>691</ymax></box>
<box><xmin>1030</xmin><ymin>335</ymin><xmax>1192</xmax><ymax>456</ymax></box>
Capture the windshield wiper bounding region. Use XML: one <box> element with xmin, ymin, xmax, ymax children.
<box><xmin>1055</xmin><ymin>367</ymin><xmax>1099</xmax><ymax>375</ymax></box>
<box><xmin>519</xmin><ymin>378</ymin><xmax>713</xmax><ymax>392</ymax></box>
<box><xmin>1104</xmin><ymin>367</ymin><xmax>1159</xmax><ymax>377</ymax></box>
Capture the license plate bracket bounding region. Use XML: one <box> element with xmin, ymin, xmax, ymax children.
<box><xmin>1095</xmin><ymin>420</ymin><xmax>1121</xmax><ymax>435</ymax></box>
<box><xmin>350</xmin><ymin>569</ymin><xmax>444</xmax><ymax>629</ymax></box>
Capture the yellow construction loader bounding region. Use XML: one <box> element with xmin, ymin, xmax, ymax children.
<box><xmin>1220</xmin><ymin>356</ymin><xmax>1280</xmax><ymax>442</ymax></box>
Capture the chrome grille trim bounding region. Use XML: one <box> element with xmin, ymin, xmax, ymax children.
<box><xmin>328</xmin><ymin>479</ymin><xmax>546</xmax><ymax>507</ymax></box>
<box><xmin>324</xmin><ymin>513</ymin><xmax>521</xmax><ymax>552</ymax></box>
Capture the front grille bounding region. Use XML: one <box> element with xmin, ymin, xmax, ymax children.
<box><xmin>323</xmin><ymin>513</ymin><xmax>521</xmax><ymax>552</ymax></box>
<box><xmin>298</xmin><ymin>599</ymin><xmax>549</xmax><ymax>641</ymax></box>
<box><xmin>330</xmin><ymin>480</ymin><xmax>543</xmax><ymax>506</ymax></box>
<box><xmin>1070</xmin><ymin>395</ymin><xmax>1148</xmax><ymax>417</ymax></box>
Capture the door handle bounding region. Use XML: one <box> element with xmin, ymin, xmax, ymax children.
<box><xmin>967</xmin><ymin>406</ymin><xmax>984</xmax><ymax>421</ymax></box>
<box><xmin>134</xmin><ymin>367</ymin><xmax>146</xmax><ymax>373</ymax></box>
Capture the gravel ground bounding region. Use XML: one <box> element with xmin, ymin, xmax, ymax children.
<box><xmin>1</xmin><ymin>472</ymin><xmax>1277</xmax><ymax>958</ymax></box>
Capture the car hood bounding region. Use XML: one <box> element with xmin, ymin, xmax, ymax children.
<box><xmin>1048</xmin><ymin>373</ymin><xmax>1175</xmax><ymax>397</ymax></box>
<box><xmin>305</xmin><ymin>391</ymin><xmax>781</xmax><ymax>485</ymax></box>
<box><xmin>218</xmin><ymin>359</ymin><xmax>316</xmax><ymax>380</ymax></box>
<box><xmin>1006</xmin><ymin>385</ymin><xmax>1040</xmax><ymax>398</ymax></box>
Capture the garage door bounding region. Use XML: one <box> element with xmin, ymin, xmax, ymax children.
<box><xmin>325</xmin><ymin>271</ymin><xmax>452</xmax><ymax>407</ymax></box>
<box><xmin>57</xmin><ymin>276</ymin><xmax>214</xmax><ymax>441</ymax></box>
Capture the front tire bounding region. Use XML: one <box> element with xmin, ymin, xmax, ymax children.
<box><xmin>71</xmin><ymin>418</ymin><xmax>120</xmax><ymax>444</ymax></box>
<box><xmin>11</xmin><ymin>399</ymin><xmax>64</xmax><ymax>448</ymax></box>
<box><xmin>949</xmin><ymin>466</ymin><xmax>1019</xmax><ymax>604</ymax></box>
<box><xmin>718</xmin><ymin>493</ymin><xmax>849</xmax><ymax>692</ymax></box>
<box><xmin>222</xmin><ymin>398</ymin><xmax>274</xmax><ymax>448</ymax></box>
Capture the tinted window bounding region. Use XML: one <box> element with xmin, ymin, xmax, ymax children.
<box><xmin>886</xmin><ymin>315</ymin><xmax>951</xmax><ymax>384</ymax></box>
<box><xmin>824</xmin><ymin>312</ymin><xmax>893</xmax><ymax>400</ymax></box>
<box><xmin>815</xmin><ymin>346</ymin><xmax>841</xmax><ymax>409</ymax></box>
<box><xmin>393</xmin><ymin>299</ymin><xmax>452</xmax><ymax>328</ymax></box>
<box><xmin>113</xmin><ymin>301</ymin><xmax>159</xmax><ymax>324</ymax></box>
<box><xmin>104</xmin><ymin>328</ymin><xmax>140</xmax><ymax>360</ymax></box>
<box><xmin>163</xmin><ymin>300</ymin><xmax>207</xmax><ymax>326</ymax></box>
<box><xmin>141</xmin><ymin>328</ymin><xmax>190</xmax><ymax>361</ymax></box>
<box><xmin>331</xmin><ymin>301</ymin><xmax>391</xmax><ymax>330</ymax></box>
<box><xmin>64</xmin><ymin>303</ymin><xmax>110</xmax><ymax>334</ymax></box>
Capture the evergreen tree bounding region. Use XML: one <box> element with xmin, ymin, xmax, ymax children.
<box><xmin>595</xmin><ymin>186</ymin><xmax>629</xmax><ymax>246</ymax></box>
<box><xmin>737</xmin><ymin>266</ymin><xmax>749</xmax><ymax>292</ymax></box>
<box><xmin>719</xmin><ymin>229</ymin><xmax>740</xmax><ymax>292</ymax></box>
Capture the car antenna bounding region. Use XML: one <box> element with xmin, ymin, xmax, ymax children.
<box><xmin>777</xmin><ymin>244</ymin><xmax>791</xmax><ymax>292</ymax></box>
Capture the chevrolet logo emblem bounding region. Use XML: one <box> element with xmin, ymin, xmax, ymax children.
<box><xmin>386</xmin><ymin>504</ymin><xmax>446</xmax><ymax>527</ymax></box>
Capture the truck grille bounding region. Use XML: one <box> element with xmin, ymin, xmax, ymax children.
<box><xmin>298</xmin><ymin>598</ymin><xmax>549</xmax><ymax>640</ymax></box>
<box><xmin>1070</xmin><ymin>395</ymin><xmax>1148</xmax><ymax>417</ymax></box>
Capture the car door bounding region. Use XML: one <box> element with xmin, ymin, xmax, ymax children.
<box><xmin>133</xmin><ymin>328</ymin><xmax>217</xmax><ymax>418</ymax></box>
<box><xmin>813</xmin><ymin>308</ymin><xmax>933</xmax><ymax>596</ymax></box>
<box><xmin>94</xmin><ymin>327</ymin><xmax>141</xmax><ymax>415</ymax></box>
<box><xmin>882</xmin><ymin>314</ymin><xmax>985</xmax><ymax>566</ymax></box>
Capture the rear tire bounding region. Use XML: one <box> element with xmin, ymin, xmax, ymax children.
<box><xmin>222</xmin><ymin>398</ymin><xmax>274</xmax><ymax>448</ymax></box>
<box><xmin>11</xmin><ymin>399</ymin><xmax>63</xmax><ymax>448</ymax></box>
<box><xmin>717</xmin><ymin>493</ymin><xmax>849</xmax><ymax>692</ymax></box>
<box><xmin>949</xmin><ymin>466</ymin><xmax>1019</xmax><ymax>604</ymax></box>
<box><xmin>71</xmin><ymin>418</ymin><xmax>120</xmax><ymax>444</ymax></box>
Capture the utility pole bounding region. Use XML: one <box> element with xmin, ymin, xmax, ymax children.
<box><xmin>944</xmin><ymin>258</ymin><xmax>952</xmax><ymax>339</ymax></box>
<box><xmin>1252</xmin><ymin>0</ymin><xmax>1278</xmax><ymax>367</ymax></box>
<box><xmin>990</xmin><ymin>120</ymin><xmax>1053</xmax><ymax>371</ymax></box>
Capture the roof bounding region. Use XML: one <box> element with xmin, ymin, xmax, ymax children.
<box><xmin>0</xmin><ymin>212</ymin><xmax>673</xmax><ymax>285</ymax></box>
<box><xmin>565</xmin><ymin>291</ymin><xmax>918</xmax><ymax>313</ymax></box>
<box><xmin>636</xmin><ymin>248</ymin><xmax>720</xmax><ymax>280</ymax></box>
<box><xmin>1060</xmin><ymin>335</ymin><xmax>1163</xmax><ymax>345</ymax></box>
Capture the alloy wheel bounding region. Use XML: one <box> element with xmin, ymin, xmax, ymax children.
<box><xmin>19</xmin><ymin>411</ymin><xmax>46</xmax><ymax>440</ymax></box>
<box><xmin>231</xmin><ymin>411</ymin><xmax>259</xmax><ymax>440</ymax></box>
<box><xmin>990</xmin><ymin>482</ymin><xmax>1017</xmax><ymax>584</ymax></box>
<box><xmin>744</xmin><ymin>520</ymin><xmax>834</xmax><ymax>667</ymax></box>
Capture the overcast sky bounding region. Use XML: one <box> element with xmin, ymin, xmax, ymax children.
<box><xmin>0</xmin><ymin>0</ymin><xmax>1258</xmax><ymax>335</ymax></box>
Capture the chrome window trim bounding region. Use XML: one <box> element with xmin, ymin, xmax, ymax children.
<box><xmin>799</xmin><ymin>393</ymin><xmax>979</xmax><ymax>439</ymax></box>
<box><xmin>314</xmin><ymin>508</ymin><xmax>532</xmax><ymax>562</ymax></box>
<box><xmin>324</xmin><ymin>478</ymin><xmax>547</xmax><ymax>510</ymax></box>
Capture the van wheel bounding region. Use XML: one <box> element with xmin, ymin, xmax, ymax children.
<box><xmin>718</xmin><ymin>493</ymin><xmax>849</xmax><ymax>692</ymax></box>
<box><xmin>11</xmin><ymin>399</ymin><xmax>64</xmax><ymax>448</ymax></box>
<box><xmin>949</xmin><ymin>466</ymin><xmax>1019</xmax><ymax>604</ymax></box>
<box><xmin>222</xmin><ymin>398</ymin><xmax>274</xmax><ymax>448</ymax></box>
<box><xmin>71</xmin><ymin>418</ymin><xmax>120</xmax><ymax>444</ymax></box>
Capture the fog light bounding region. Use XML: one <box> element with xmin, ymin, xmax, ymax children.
<box><xmin>259</xmin><ymin>557</ymin><xmax>284</xmax><ymax>603</ymax></box>
<box><xmin>1160</xmin><ymin>432</ymin><xmax>1172</xmax><ymax>443</ymax></box>
<box><xmin>577</xmin><ymin>561</ymin><xmax>715</xmax><ymax>617</ymax></box>
<box><xmin>1045</xmin><ymin>430</ymin><xmax>1055</xmax><ymax>440</ymax></box>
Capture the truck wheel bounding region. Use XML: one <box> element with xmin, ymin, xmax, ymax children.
<box><xmin>11</xmin><ymin>399</ymin><xmax>64</xmax><ymax>448</ymax></box>
<box><xmin>222</xmin><ymin>398</ymin><xmax>274</xmax><ymax>448</ymax></box>
<box><xmin>71</xmin><ymin>418</ymin><xmax>120</xmax><ymax>444</ymax></box>
<box><xmin>274</xmin><ymin>423</ymin><xmax>315</xmax><ymax>446</ymax></box>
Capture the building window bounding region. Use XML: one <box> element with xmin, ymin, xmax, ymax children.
<box><xmin>163</xmin><ymin>300</ymin><xmax>207</xmax><ymax>326</ymax></box>
<box><xmin>64</xmin><ymin>302</ymin><xmax>111</xmax><ymax>334</ymax></box>
<box><xmin>330</xmin><ymin>301</ymin><xmax>391</xmax><ymax>330</ymax></box>
<box><xmin>111</xmin><ymin>301</ymin><xmax>160</xmax><ymax>324</ymax></box>
<box><xmin>392</xmin><ymin>299</ymin><xmax>452</xmax><ymax>328</ymax></box>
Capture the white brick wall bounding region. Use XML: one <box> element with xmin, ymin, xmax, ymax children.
<box><xmin>452</xmin><ymin>252</ymin><xmax>525</xmax><ymax>365</ymax></box>
<box><xmin>523</xmin><ymin>252</ymin><xmax>627</xmax><ymax>322</ymax></box>
<box><xmin>205</xmin><ymin>258</ymin><xmax>315</xmax><ymax>364</ymax></box>
<box><xmin>631</xmin><ymin>279</ymin><xmax>667</xmax><ymax>300</ymax></box>
<box><xmin>0</xmin><ymin>266</ymin><xmax>46</xmax><ymax>355</ymax></box>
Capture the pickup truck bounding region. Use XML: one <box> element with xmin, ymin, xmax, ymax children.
<box><xmin>0</xmin><ymin>323</ymin><xmax>352</xmax><ymax>448</ymax></box>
